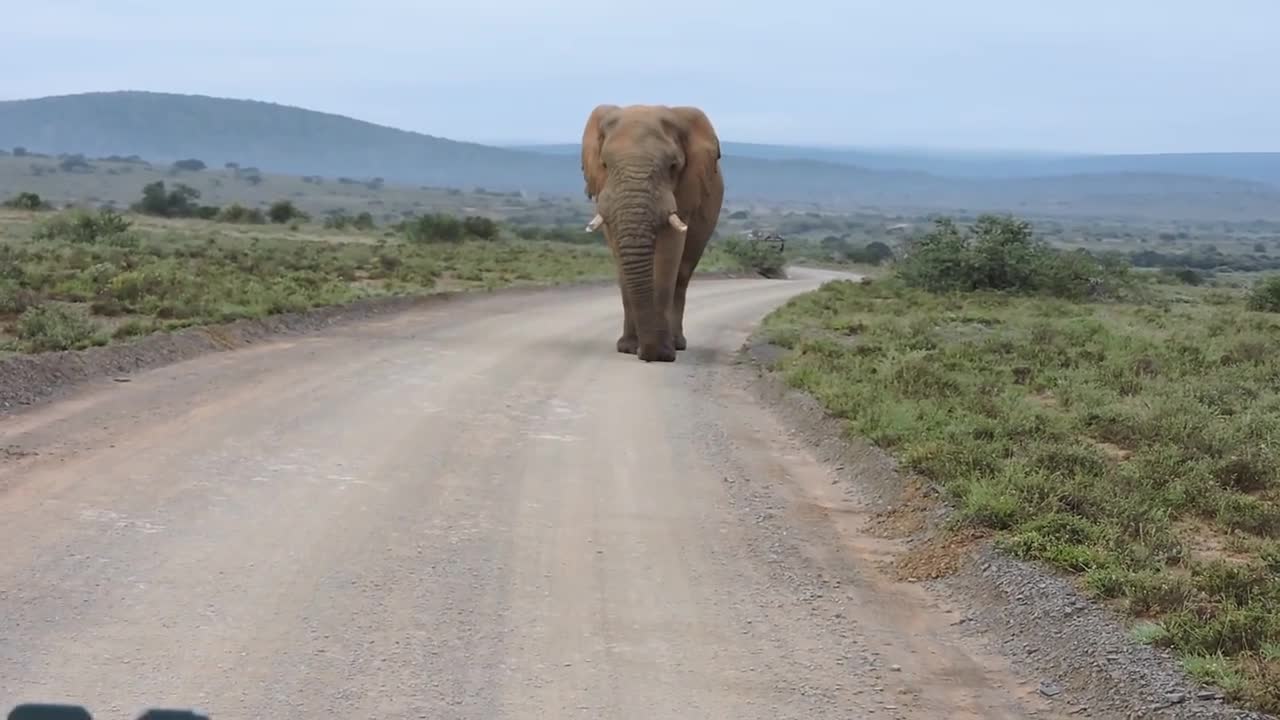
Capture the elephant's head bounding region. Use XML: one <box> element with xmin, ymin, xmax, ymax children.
<box><xmin>580</xmin><ymin>104</ymin><xmax>721</xmax><ymax>359</ymax></box>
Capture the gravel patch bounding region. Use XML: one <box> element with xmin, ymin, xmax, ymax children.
<box><xmin>739</xmin><ymin>335</ymin><xmax>1277</xmax><ymax>720</ymax></box>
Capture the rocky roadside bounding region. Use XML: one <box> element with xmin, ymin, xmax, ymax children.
<box><xmin>739</xmin><ymin>335</ymin><xmax>1277</xmax><ymax>720</ymax></box>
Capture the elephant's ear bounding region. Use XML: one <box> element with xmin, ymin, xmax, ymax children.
<box><xmin>670</xmin><ymin>106</ymin><xmax>721</xmax><ymax>214</ymax></box>
<box><xmin>581</xmin><ymin>104</ymin><xmax>618</xmax><ymax>201</ymax></box>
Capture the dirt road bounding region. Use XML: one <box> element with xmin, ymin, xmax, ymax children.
<box><xmin>0</xmin><ymin>269</ymin><xmax>1061</xmax><ymax>719</ymax></box>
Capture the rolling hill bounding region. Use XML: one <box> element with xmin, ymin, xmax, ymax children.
<box><xmin>512</xmin><ymin>142</ymin><xmax>1280</xmax><ymax>186</ymax></box>
<box><xmin>3</xmin><ymin>90</ymin><xmax>1280</xmax><ymax>220</ymax></box>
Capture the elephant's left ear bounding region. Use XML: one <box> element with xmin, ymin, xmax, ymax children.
<box><xmin>670</xmin><ymin>106</ymin><xmax>721</xmax><ymax>212</ymax></box>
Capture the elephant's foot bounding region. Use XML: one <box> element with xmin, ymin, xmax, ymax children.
<box><xmin>616</xmin><ymin>335</ymin><xmax>639</xmax><ymax>354</ymax></box>
<box><xmin>674</xmin><ymin>334</ymin><xmax>687</xmax><ymax>351</ymax></box>
<box><xmin>638</xmin><ymin>341</ymin><xmax>677</xmax><ymax>363</ymax></box>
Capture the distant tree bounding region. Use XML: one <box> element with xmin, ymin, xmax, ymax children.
<box><xmin>12</xmin><ymin>146</ymin><xmax>28</xmax><ymax>157</ymax></box>
<box><xmin>1254</xmin><ymin>242</ymin><xmax>1267</xmax><ymax>254</ymax></box>
<box><xmin>462</xmin><ymin>215</ymin><xmax>500</xmax><ymax>240</ymax></box>
<box><xmin>172</xmin><ymin>158</ymin><xmax>207</xmax><ymax>172</ymax></box>
<box><xmin>133</xmin><ymin>181</ymin><xmax>202</xmax><ymax>217</ymax></box>
<box><xmin>58</xmin><ymin>154</ymin><xmax>94</xmax><ymax>173</ymax></box>
<box><xmin>404</xmin><ymin>213</ymin><xmax>464</xmax><ymax>243</ymax></box>
<box><xmin>224</xmin><ymin>161</ymin><xmax>240</xmax><ymax>170</ymax></box>
<box><xmin>859</xmin><ymin>240</ymin><xmax>895</xmax><ymax>265</ymax></box>
<box><xmin>2</xmin><ymin>192</ymin><xmax>52</xmax><ymax>211</ymax></box>
<box><xmin>218</xmin><ymin>203</ymin><xmax>267</xmax><ymax>224</ymax></box>
<box><xmin>268</xmin><ymin>199</ymin><xmax>305</xmax><ymax>224</ymax></box>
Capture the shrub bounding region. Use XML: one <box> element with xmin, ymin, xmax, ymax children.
<box><xmin>462</xmin><ymin>215</ymin><xmax>500</xmax><ymax>241</ymax></box>
<box><xmin>0</xmin><ymin>280</ymin><xmax>37</xmax><ymax>315</ymax></box>
<box><xmin>132</xmin><ymin>181</ymin><xmax>202</xmax><ymax>218</ymax></box>
<box><xmin>719</xmin><ymin>234</ymin><xmax>787</xmax><ymax>278</ymax></box>
<box><xmin>897</xmin><ymin>214</ymin><xmax>1128</xmax><ymax>299</ymax></box>
<box><xmin>218</xmin><ymin>204</ymin><xmax>266</xmax><ymax>224</ymax></box>
<box><xmin>1158</xmin><ymin>267</ymin><xmax>1209</xmax><ymax>286</ymax></box>
<box><xmin>32</xmin><ymin>209</ymin><xmax>134</xmax><ymax>245</ymax></box>
<box><xmin>404</xmin><ymin>213</ymin><xmax>464</xmax><ymax>244</ymax></box>
<box><xmin>172</xmin><ymin>158</ymin><xmax>207</xmax><ymax>172</ymax></box>
<box><xmin>323</xmin><ymin>211</ymin><xmax>377</xmax><ymax>231</ymax></box>
<box><xmin>2</xmin><ymin>192</ymin><xmax>52</xmax><ymax>211</ymax></box>
<box><xmin>268</xmin><ymin>200</ymin><xmax>306</xmax><ymax>224</ymax></box>
<box><xmin>1246</xmin><ymin>275</ymin><xmax>1280</xmax><ymax>313</ymax></box>
<box><xmin>58</xmin><ymin>155</ymin><xmax>94</xmax><ymax>173</ymax></box>
<box><xmin>15</xmin><ymin>303</ymin><xmax>101</xmax><ymax>352</ymax></box>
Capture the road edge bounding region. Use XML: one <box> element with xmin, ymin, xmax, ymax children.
<box><xmin>736</xmin><ymin>333</ymin><xmax>1275</xmax><ymax>720</ymax></box>
<box><xmin>0</xmin><ymin>270</ymin><xmax>756</xmax><ymax>417</ymax></box>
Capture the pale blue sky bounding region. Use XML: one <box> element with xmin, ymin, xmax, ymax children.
<box><xmin>2</xmin><ymin>0</ymin><xmax>1276</xmax><ymax>153</ymax></box>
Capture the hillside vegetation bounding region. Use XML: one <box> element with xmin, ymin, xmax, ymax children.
<box><xmin>760</xmin><ymin>215</ymin><xmax>1280</xmax><ymax>712</ymax></box>
<box><xmin>0</xmin><ymin>202</ymin><xmax>756</xmax><ymax>355</ymax></box>
<box><xmin>5</xmin><ymin>91</ymin><xmax>1280</xmax><ymax>221</ymax></box>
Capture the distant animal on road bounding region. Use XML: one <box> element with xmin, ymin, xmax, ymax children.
<box><xmin>580</xmin><ymin>104</ymin><xmax>725</xmax><ymax>363</ymax></box>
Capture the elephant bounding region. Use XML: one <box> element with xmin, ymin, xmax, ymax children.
<box><xmin>580</xmin><ymin>103</ymin><xmax>725</xmax><ymax>363</ymax></box>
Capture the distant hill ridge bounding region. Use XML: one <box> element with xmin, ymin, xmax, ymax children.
<box><xmin>3</xmin><ymin>90</ymin><xmax>1279</xmax><ymax>220</ymax></box>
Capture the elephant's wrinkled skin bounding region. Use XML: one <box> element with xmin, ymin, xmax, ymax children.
<box><xmin>580</xmin><ymin>104</ymin><xmax>725</xmax><ymax>362</ymax></box>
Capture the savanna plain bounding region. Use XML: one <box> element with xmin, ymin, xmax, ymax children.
<box><xmin>2</xmin><ymin>147</ymin><xmax>1280</xmax><ymax>718</ymax></box>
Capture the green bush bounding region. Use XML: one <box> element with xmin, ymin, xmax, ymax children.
<box><xmin>3</xmin><ymin>191</ymin><xmax>52</xmax><ymax>211</ymax></box>
<box><xmin>0</xmin><ymin>279</ymin><xmax>37</xmax><ymax>315</ymax></box>
<box><xmin>897</xmin><ymin>214</ymin><xmax>1129</xmax><ymax>299</ymax></box>
<box><xmin>404</xmin><ymin>213</ymin><xmax>464</xmax><ymax>244</ymax></box>
<box><xmin>218</xmin><ymin>204</ymin><xmax>266</xmax><ymax>224</ymax></box>
<box><xmin>132</xmin><ymin>181</ymin><xmax>202</xmax><ymax>218</ymax></box>
<box><xmin>462</xmin><ymin>215</ymin><xmax>500</xmax><ymax>241</ymax></box>
<box><xmin>268</xmin><ymin>200</ymin><xmax>306</xmax><ymax>224</ymax></box>
<box><xmin>719</xmin><ymin>234</ymin><xmax>787</xmax><ymax>278</ymax></box>
<box><xmin>15</xmin><ymin>303</ymin><xmax>102</xmax><ymax>352</ymax></box>
<box><xmin>32</xmin><ymin>209</ymin><xmax>134</xmax><ymax>245</ymax></box>
<box><xmin>323</xmin><ymin>211</ymin><xmax>377</xmax><ymax>231</ymax></box>
<box><xmin>1246</xmin><ymin>275</ymin><xmax>1280</xmax><ymax>313</ymax></box>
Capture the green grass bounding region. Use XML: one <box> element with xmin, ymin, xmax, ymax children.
<box><xmin>0</xmin><ymin>205</ymin><xmax>754</xmax><ymax>354</ymax></box>
<box><xmin>0</xmin><ymin>208</ymin><xmax>694</xmax><ymax>353</ymax></box>
<box><xmin>760</xmin><ymin>275</ymin><xmax>1280</xmax><ymax>712</ymax></box>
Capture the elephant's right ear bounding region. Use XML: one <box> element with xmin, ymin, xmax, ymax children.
<box><xmin>581</xmin><ymin>104</ymin><xmax>618</xmax><ymax>201</ymax></box>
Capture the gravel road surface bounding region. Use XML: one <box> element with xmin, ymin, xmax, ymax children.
<box><xmin>0</xmin><ymin>268</ymin><xmax>1064</xmax><ymax>719</ymax></box>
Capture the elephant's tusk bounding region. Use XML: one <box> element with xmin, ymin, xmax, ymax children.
<box><xmin>668</xmin><ymin>213</ymin><xmax>688</xmax><ymax>232</ymax></box>
<box><xmin>585</xmin><ymin>213</ymin><xmax>604</xmax><ymax>232</ymax></box>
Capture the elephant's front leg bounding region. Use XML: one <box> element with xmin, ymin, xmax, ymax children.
<box><xmin>672</xmin><ymin>264</ymin><xmax>693</xmax><ymax>351</ymax></box>
<box><xmin>616</xmin><ymin>295</ymin><xmax>638</xmax><ymax>354</ymax></box>
<box><xmin>610</xmin><ymin>244</ymin><xmax>639</xmax><ymax>355</ymax></box>
<box><xmin>653</xmin><ymin>233</ymin><xmax>685</xmax><ymax>358</ymax></box>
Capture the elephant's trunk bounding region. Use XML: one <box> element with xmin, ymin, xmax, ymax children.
<box><xmin>603</xmin><ymin>162</ymin><xmax>677</xmax><ymax>361</ymax></box>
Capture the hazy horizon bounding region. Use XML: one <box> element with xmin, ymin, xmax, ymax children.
<box><xmin>2</xmin><ymin>0</ymin><xmax>1276</xmax><ymax>154</ymax></box>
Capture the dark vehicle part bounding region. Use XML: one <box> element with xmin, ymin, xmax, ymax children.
<box><xmin>8</xmin><ymin>706</ymin><xmax>208</xmax><ymax>720</ymax></box>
